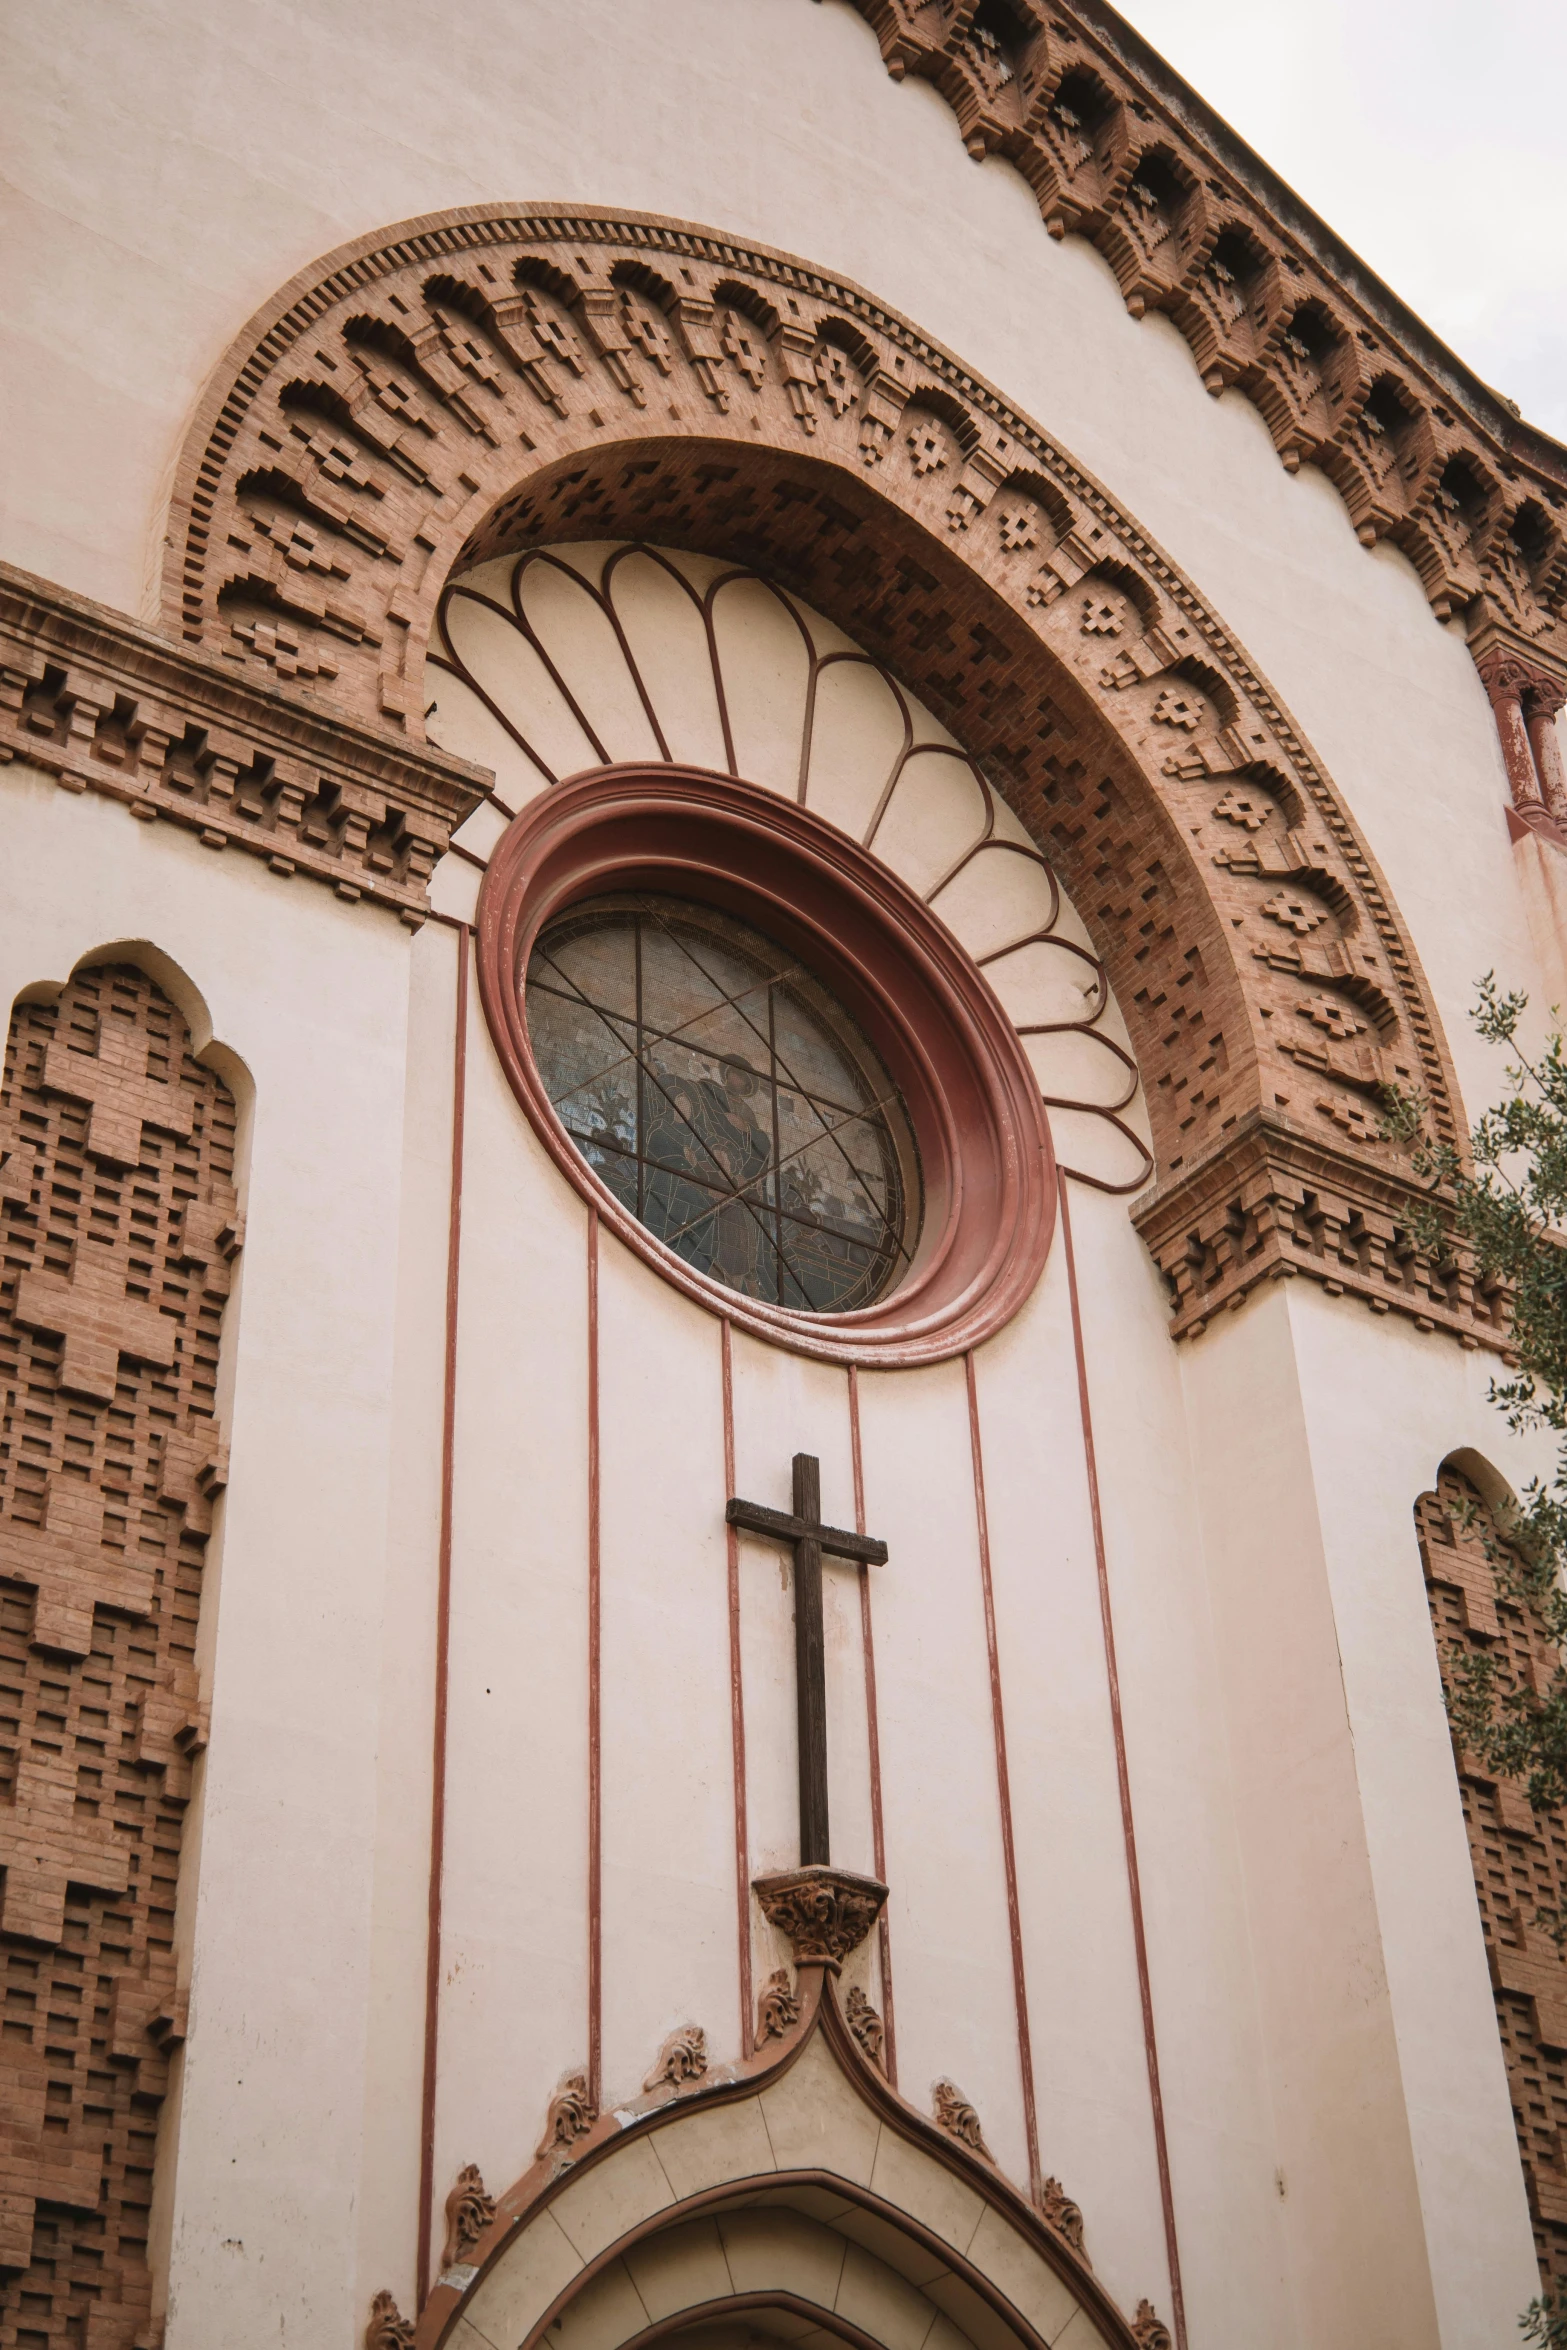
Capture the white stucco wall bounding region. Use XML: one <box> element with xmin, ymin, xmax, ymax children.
<box><xmin>0</xmin><ymin>768</ymin><xmax>416</xmax><ymax>2349</ymax></box>
<box><xmin>3</xmin><ymin>5</ymin><xmax>1563</xmax><ymax>2347</ymax></box>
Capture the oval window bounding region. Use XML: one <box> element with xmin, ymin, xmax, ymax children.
<box><xmin>526</xmin><ymin>893</ymin><xmax>922</xmax><ymax>1312</ymax></box>
<box><xmin>476</xmin><ymin>765</ymin><xmax>1054</xmax><ymax>1366</ymax></box>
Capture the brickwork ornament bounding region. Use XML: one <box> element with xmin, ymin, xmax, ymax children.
<box><xmin>0</xmin><ymin>570</ymin><xmax>483</xmax><ymax>928</ymax></box>
<box><xmin>0</xmin><ymin>962</ymin><xmax>237</xmax><ymax>2341</ymax></box>
<box><xmin>134</xmin><ymin>202</ymin><xmax>1497</xmax><ymax>1348</ymax></box>
<box><xmin>845</xmin><ymin>1983</ymin><xmax>886</xmax><ymax>2070</ymax></box>
<box><xmin>754</xmin><ymin>1865</ymin><xmax>890</xmax><ymax>1969</ymax></box>
<box><xmin>364</xmin><ymin>2291</ymin><xmax>417</xmax><ymax>2350</ymax></box>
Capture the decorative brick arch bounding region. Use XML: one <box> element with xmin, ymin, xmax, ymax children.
<box><xmin>163</xmin><ymin>204</ymin><xmax>1492</xmax><ymax>1346</ymax></box>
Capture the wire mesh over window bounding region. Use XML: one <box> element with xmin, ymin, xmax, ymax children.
<box><xmin>526</xmin><ymin>894</ymin><xmax>921</xmax><ymax>1312</ymax></box>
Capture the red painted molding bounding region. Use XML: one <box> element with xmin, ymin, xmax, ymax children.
<box><xmin>474</xmin><ymin>764</ymin><xmax>1056</xmax><ymax>1366</ymax></box>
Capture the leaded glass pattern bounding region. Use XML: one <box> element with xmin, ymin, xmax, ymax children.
<box><xmin>525</xmin><ymin>895</ymin><xmax>921</xmax><ymax>1312</ymax></box>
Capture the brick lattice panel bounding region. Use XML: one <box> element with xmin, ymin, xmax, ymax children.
<box><xmin>1417</xmin><ymin>1468</ymin><xmax>1567</xmax><ymax>2291</ymax></box>
<box><xmin>0</xmin><ymin>963</ymin><xmax>239</xmax><ymax>2350</ymax></box>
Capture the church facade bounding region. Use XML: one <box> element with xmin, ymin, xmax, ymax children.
<box><xmin>3</xmin><ymin>6</ymin><xmax>1567</xmax><ymax>2348</ymax></box>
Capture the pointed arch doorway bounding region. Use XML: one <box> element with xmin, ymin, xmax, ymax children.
<box><xmin>417</xmin><ymin>1950</ymin><xmax>1146</xmax><ymax>2350</ymax></box>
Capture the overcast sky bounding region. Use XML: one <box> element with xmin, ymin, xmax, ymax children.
<box><xmin>1110</xmin><ymin>0</ymin><xmax>1567</xmax><ymax>443</ymax></box>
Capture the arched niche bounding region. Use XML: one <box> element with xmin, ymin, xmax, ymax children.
<box><xmin>0</xmin><ymin>947</ymin><xmax>247</xmax><ymax>2346</ymax></box>
<box><xmin>162</xmin><ymin>205</ymin><xmax>1488</xmax><ymax>1348</ymax></box>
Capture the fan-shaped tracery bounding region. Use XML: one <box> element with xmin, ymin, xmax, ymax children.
<box><xmin>430</xmin><ymin>541</ymin><xmax>1150</xmax><ymax>1195</ymax></box>
<box><xmin>151</xmin><ymin>202</ymin><xmax>1500</xmax><ymax>1346</ymax></box>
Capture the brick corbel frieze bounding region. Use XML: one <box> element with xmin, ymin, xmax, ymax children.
<box><xmin>151</xmin><ymin>202</ymin><xmax>1494</xmax><ymax>1348</ymax></box>
<box><xmin>847</xmin><ymin>0</ymin><xmax>1567</xmax><ymax>740</ymax></box>
<box><xmin>0</xmin><ymin>565</ymin><xmax>485</xmax><ymax>922</ymax></box>
<box><xmin>1131</xmin><ymin>1109</ymin><xmax>1504</xmax><ymax>1345</ymax></box>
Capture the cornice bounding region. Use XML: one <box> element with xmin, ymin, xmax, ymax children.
<box><xmin>0</xmin><ymin>562</ymin><xmax>485</xmax><ymax>920</ymax></box>
<box><xmin>851</xmin><ymin>0</ymin><xmax>1566</xmax><ymax>679</ymax></box>
<box><xmin>1063</xmin><ymin>0</ymin><xmax>1564</xmax><ymax>462</ymax></box>
<box><xmin>1131</xmin><ymin>1107</ymin><xmax>1508</xmax><ymax>1348</ymax></box>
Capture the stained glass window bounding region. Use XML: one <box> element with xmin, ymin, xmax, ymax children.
<box><xmin>525</xmin><ymin>893</ymin><xmax>922</xmax><ymax>1312</ymax></box>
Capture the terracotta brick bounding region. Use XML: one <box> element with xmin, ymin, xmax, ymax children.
<box><xmin>0</xmin><ymin>963</ymin><xmax>238</xmax><ymax>2338</ymax></box>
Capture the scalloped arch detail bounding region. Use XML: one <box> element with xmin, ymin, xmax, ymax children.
<box><xmin>411</xmin><ymin>1968</ymin><xmax>1150</xmax><ymax>2350</ymax></box>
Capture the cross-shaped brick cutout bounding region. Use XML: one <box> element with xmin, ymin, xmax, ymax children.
<box><xmin>1422</xmin><ymin>1536</ymin><xmax>1501</xmax><ymax>1639</ymax></box>
<box><xmin>0</xmin><ymin>1737</ymin><xmax>129</xmax><ymax>1944</ymax></box>
<box><xmin>12</xmin><ymin>1244</ymin><xmax>178</xmax><ymax>1405</ymax></box>
<box><xmin>41</xmin><ymin>1014</ymin><xmax>194</xmax><ymax>1167</ymax></box>
<box><xmin>0</xmin><ymin>1477</ymin><xmax>154</xmax><ymax>1658</ymax></box>
<box><xmin>0</xmin><ymin>2039</ymin><xmax>107</xmax><ymax>2273</ymax></box>
<box><xmin>1491</xmin><ymin>1910</ymin><xmax>1567</xmax><ymax>2049</ymax></box>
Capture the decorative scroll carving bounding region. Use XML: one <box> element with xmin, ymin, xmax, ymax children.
<box><xmin>848</xmin><ymin>3</ymin><xmax>1567</xmax><ymax>692</ymax></box>
<box><xmin>364</xmin><ymin>2290</ymin><xmax>417</xmax><ymax>2350</ymax></box>
<box><xmin>1475</xmin><ymin>647</ymin><xmax>1567</xmax><ymax>840</ymax></box>
<box><xmin>0</xmin><ymin>567</ymin><xmax>482</xmax><ymax>927</ymax></box>
<box><xmin>0</xmin><ymin>962</ymin><xmax>238</xmax><ymax>2339</ymax></box>
<box><xmin>442</xmin><ymin>2164</ymin><xmax>497</xmax><ymax>2269</ymax></box>
<box><xmin>535</xmin><ymin>2070</ymin><xmax>597</xmax><ymax>2161</ymax></box>
<box><xmin>845</xmin><ymin>1983</ymin><xmax>886</xmax><ymax>2070</ymax></box>
<box><xmin>754</xmin><ymin>1865</ymin><xmax>889</xmax><ymax>1968</ymax></box>
<box><xmin>932</xmin><ymin>2079</ymin><xmax>993</xmax><ymax>2160</ymax></box>
<box><xmin>756</xmin><ymin>1968</ymin><xmax>801</xmax><ymax>2046</ymax></box>
<box><xmin>643</xmin><ymin>2025</ymin><xmax>708</xmax><ymax>2092</ymax></box>
<box><xmin>1132</xmin><ymin>2299</ymin><xmax>1173</xmax><ymax>2350</ymax></box>
<box><xmin>1416</xmin><ymin>1468</ymin><xmax>1567</xmax><ymax>2284</ymax></box>
<box><xmin>1042</xmin><ymin>2175</ymin><xmax>1087</xmax><ymax>2258</ymax></box>
<box><xmin>156</xmin><ymin>205</ymin><xmax>1482</xmax><ymax>1347</ymax></box>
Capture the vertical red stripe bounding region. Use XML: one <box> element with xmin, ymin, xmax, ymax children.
<box><xmin>587</xmin><ymin>1207</ymin><xmax>602</xmax><ymax>2114</ymax></box>
<box><xmin>721</xmin><ymin>1320</ymin><xmax>754</xmax><ymax>2053</ymax></box>
<box><xmin>418</xmin><ymin>921</ymin><xmax>468</xmax><ymax>2307</ymax></box>
<box><xmin>1058</xmin><ymin>1173</ymin><xmax>1188</xmax><ymax>2350</ymax></box>
<box><xmin>965</xmin><ymin>1351</ymin><xmax>1043</xmax><ymax>2206</ymax></box>
<box><xmin>849</xmin><ymin>1365</ymin><xmax>898</xmax><ymax>2086</ymax></box>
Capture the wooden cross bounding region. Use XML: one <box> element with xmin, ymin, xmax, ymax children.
<box><xmin>727</xmin><ymin>1454</ymin><xmax>887</xmax><ymax>1867</ymax></box>
<box><xmin>12</xmin><ymin>1247</ymin><xmax>179</xmax><ymax>1404</ymax></box>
